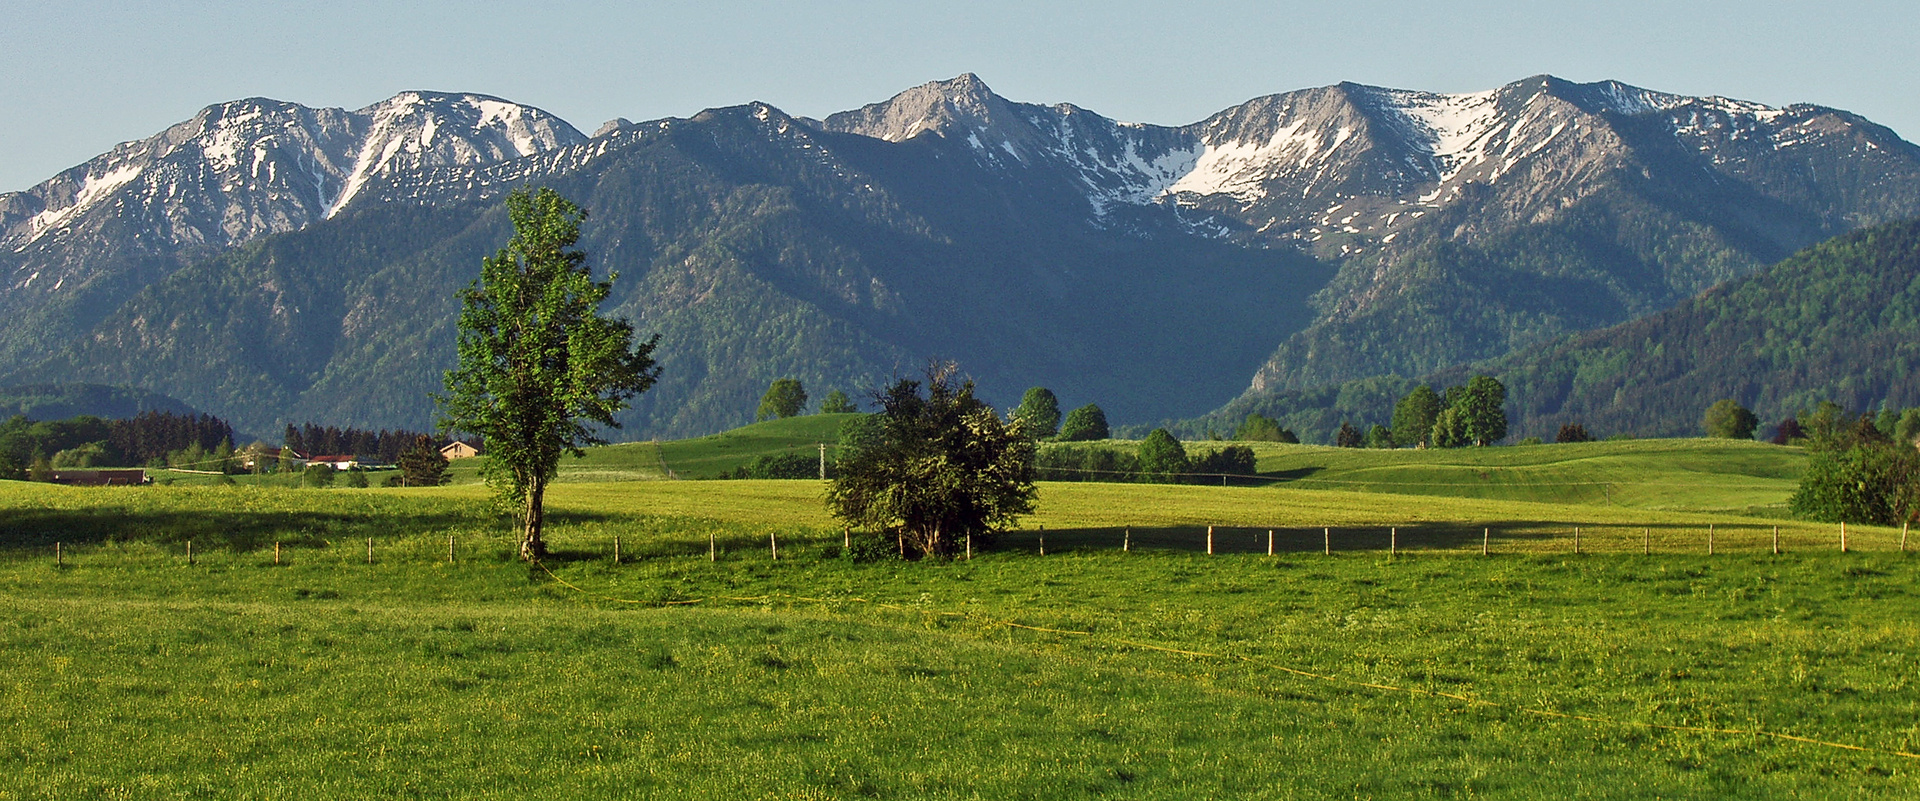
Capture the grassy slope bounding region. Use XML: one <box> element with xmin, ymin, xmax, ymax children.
<box><xmin>1232</xmin><ymin>437</ymin><xmax>1806</xmax><ymax>514</ymax></box>
<box><xmin>651</xmin><ymin>413</ymin><xmax>857</xmax><ymax>479</ymax></box>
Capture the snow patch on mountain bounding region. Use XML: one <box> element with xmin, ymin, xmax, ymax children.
<box><xmin>19</xmin><ymin>163</ymin><xmax>142</xmax><ymax>245</ymax></box>
<box><xmin>1162</xmin><ymin>121</ymin><xmax>1337</xmax><ymax>201</ymax></box>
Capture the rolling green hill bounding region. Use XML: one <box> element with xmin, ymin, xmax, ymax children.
<box><xmin>1235</xmin><ymin>437</ymin><xmax>1805</xmax><ymax>515</ymax></box>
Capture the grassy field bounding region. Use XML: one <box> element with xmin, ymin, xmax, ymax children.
<box><xmin>4</xmin><ymin>436</ymin><xmax>1915</xmax><ymax>798</ymax></box>
<box><xmin>2</xmin><ymin>505</ymin><xmax>1915</xmax><ymax>798</ymax></box>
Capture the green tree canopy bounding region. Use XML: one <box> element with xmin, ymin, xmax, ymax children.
<box><xmin>819</xmin><ymin>389</ymin><xmax>858</xmax><ymax>414</ymax></box>
<box><xmin>1012</xmin><ymin>387</ymin><xmax>1062</xmax><ymax>439</ymax></box>
<box><xmin>437</xmin><ymin>188</ymin><xmax>660</xmax><ymax>560</ymax></box>
<box><xmin>1391</xmin><ymin>385</ymin><xmax>1442</xmax><ymax>448</ymax></box>
<box><xmin>302</xmin><ymin>463</ymin><xmax>336</xmax><ymax>488</ymax></box>
<box><xmin>1556</xmin><ymin>423</ymin><xmax>1594</xmax><ymax>443</ymax></box>
<box><xmin>1448</xmin><ymin>376</ymin><xmax>1508</xmax><ymax>446</ymax></box>
<box><xmin>396</xmin><ymin>435</ymin><xmax>450</xmax><ymax>487</ymax></box>
<box><xmin>825</xmin><ymin>363</ymin><xmax>1037</xmax><ymax>559</ymax></box>
<box><xmin>1366</xmin><ymin>424</ymin><xmax>1394</xmax><ymax>449</ymax></box>
<box><xmin>1899</xmin><ymin>409</ymin><xmax>1920</xmax><ymax>445</ymax></box>
<box><xmin>1703</xmin><ymin>399</ymin><xmax>1759</xmax><ymax>439</ymax></box>
<box><xmin>1431</xmin><ymin>406</ymin><xmax>1469</xmax><ymax>448</ymax></box>
<box><xmin>1057</xmin><ymin>404</ymin><xmax>1109</xmax><ymax>442</ymax></box>
<box><xmin>757</xmin><ymin>378</ymin><xmax>808</xmax><ymax>421</ymax></box>
<box><xmin>1790</xmin><ymin>419</ymin><xmax>1919</xmax><ymax>526</ymax></box>
<box><xmin>1137</xmin><ymin>428</ymin><xmax>1188</xmax><ymax>480</ymax></box>
<box><xmin>1234</xmin><ymin>413</ymin><xmax>1285</xmax><ymax>442</ymax></box>
<box><xmin>1334</xmin><ymin>421</ymin><xmax>1363</xmax><ymax>448</ymax></box>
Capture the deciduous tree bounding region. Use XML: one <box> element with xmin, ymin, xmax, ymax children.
<box><xmin>1137</xmin><ymin>428</ymin><xmax>1188</xmax><ymax>481</ymax></box>
<box><xmin>1555</xmin><ymin>423</ymin><xmax>1594</xmax><ymax>443</ymax></box>
<box><xmin>819</xmin><ymin>390</ymin><xmax>858</xmax><ymax>414</ymax></box>
<box><xmin>1702</xmin><ymin>399</ymin><xmax>1758</xmax><ymax>440</ymax></box>
<box><xmin>1012</xmin><ymin>387</ymin><xmax>1062</xmax><ymax>439</ymax></box>
<box><xmin>757</xmin><ymin>378</ymin><xmax>808</xmax><ymax>421</ymax></box>
<box><xmin>826</xmin><ymin>363</ymin><xmax>1036</xmax><ymax>558</ymax></box>
<box><xmin>1457</xmin><ymin>376</ymin><xmax>1508</xmax><ymax>446</ymax></box>
<box><xmin>1391</xmin><ymin>385</ymin><xmax>1441</xmax><ymax>448</ymax></box>
<box><xmin>1235</xmin><ymin>413</ymin><xmax>1286</xmax><ymax>442</ymax></box>
<box><xmin>437</xmin><ymin>188</ymin><xmax>660</xmax><ymax>560</ymax></box>
<box><xmin>1057</xmin><ymin>404</ymin><xmax>1109</xmax><ymax>442</ymax></box>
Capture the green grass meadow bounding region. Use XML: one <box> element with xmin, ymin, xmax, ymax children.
<box><xmin>3</xmin><ymin>435</ymin><xmax>1917</xmax><ymax>798</ymax></box>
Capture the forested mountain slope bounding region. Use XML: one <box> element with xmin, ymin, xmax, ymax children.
<box><xmin>1199</xmin><ymin>217</ymin><xmax>1920</xmax><ymax>442</ymax></box>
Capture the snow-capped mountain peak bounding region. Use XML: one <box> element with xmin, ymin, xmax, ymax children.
<box><xmin>326</xmin><ymin>91</ymin><xmax>583</xmax><ymax>217</ymax></box>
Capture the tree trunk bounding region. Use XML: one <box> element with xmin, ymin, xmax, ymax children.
<box><xmin>520</xmin><ymin>479</ymin><xmax>547</xmax><ymax>560</ymax></box>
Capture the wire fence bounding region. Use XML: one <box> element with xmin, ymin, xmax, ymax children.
<box><xmin>31</xmin><ymin>517</ymin><xmax>1914</xmax><ymax>569</ymax></box>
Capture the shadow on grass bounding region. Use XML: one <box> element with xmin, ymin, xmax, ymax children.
<box><xmin>994</xmin><ymin>522</ymin><xmax>1819</xmax><ymax>555</ymax></box>
<box><xmin>0</xmin><ymin>507</ymin><xmax>614</xmax><ymax>552</ymax></box>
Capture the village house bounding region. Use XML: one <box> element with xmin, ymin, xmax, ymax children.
<box><xmin>440</xmin><ymin>441</ymin><xmax>482</xmax><ymax>459</ymax></box>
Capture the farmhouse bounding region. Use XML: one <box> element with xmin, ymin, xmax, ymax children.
<box><xmin>308</xmin><ymin>455</ymin><xmax>359</xmax><ymax>471</ymax></box>
<box><xmin>440</xmin><ymin>441</ymin><xmax>482</xmax><ymax>459</ymax></box>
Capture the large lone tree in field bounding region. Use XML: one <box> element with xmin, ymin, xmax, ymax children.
<box><xmin>438</xmin><ymin>187</ymin><xmax>660</xmax><ymax>560</ymax></box>
<box><xmin>826</xmin><ymin>362</ymin><xmax>1037</xmax><ymax>558</ymax></box>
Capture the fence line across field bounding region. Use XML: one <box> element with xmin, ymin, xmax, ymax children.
<box><xmin>39</xmin><ymin>519</ymin><xmax>1914</xmax><ymax>568</ymax></box>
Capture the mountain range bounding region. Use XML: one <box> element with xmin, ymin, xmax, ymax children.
<box><xmin>4</xmin><ymin>74</ymin><xmax>1917</xmax><ymax>439</ymax></box>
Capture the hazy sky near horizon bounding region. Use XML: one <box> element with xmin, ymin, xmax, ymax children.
<box><xmin>1</xmin><ymin>0</ymin><xmax>1912</xmax><ymax>193</ymax></box>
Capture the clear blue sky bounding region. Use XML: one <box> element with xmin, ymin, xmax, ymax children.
<box><xmin>2</xmin><ymin>0</ymin><xmax>1912</xmax><ymax>193</ymax></box>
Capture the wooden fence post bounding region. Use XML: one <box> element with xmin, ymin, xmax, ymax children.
<box><xmin>966</xmin><ymin>533</ymin><xmax>972</xmax><ymax>560</ymax></box>
<box><xmin>1123</xmin><ymin>527</ymin><xmax>1131</xmax><ymax>552</ymax></box>
<box><xmin>1643</xmin><ymin>527</ymin><xmax>1650</xmax><ymax>555</ymax></box>
<box><xmin>710</xmin><ymin>531</ymin><xmax>717</xmax><ymax>562</ymax></box>
<box><xmin>612</xmin><ymin>536</ymin><xmax>619</xmax><ymax>565</ymax></box>
<box><xmin>1574</xmin><ymin>527</ymin><xmax>1580</xmax><ymax>555</ymax></box>
<box><xmin>1482</xmin><ymin>527</ymin><xmax>1489</xmax><ymax>556</ymax></box>
<box><xmin>55</xmin><ymin>542</ymin><xmax>62</xmax><ymax>567</ymax></box>
<box><xmin>1772</xmin><ymin>526</ymin><xmax>1780</xmax><ymax>555</ymax></box>
<box><xmin>275</xmin><ymin>541</ymin><xmax>281</xmax><ymax>565</ymax></box>
<box><xmin>1390</xmin><ymin>527</ymin><xmax>1397</xmax><ymax>558</ymax></box>
<box><xmin>844</xmin><ymin>527</ymin><xmax>850</xmax><ymax>549</ymax></box>
<box><xmin>1267</xmin><ymin>529</ymin><xmax>1274</xmax><ymax>556</ymax></box>
<box><xmin>367</xmin><ymin>537</ymin><xmax>374</xmax><ymax>565</ymax></box>
<box><xmin>1841</xmin><ymin>522</ymin><xmax>1848</xmax><ymax>553</ymax></box>
<box><xmin>187</xmin><ymin>540</ymin><xmax>193</xmax><ymax>566</ymax></box>
<box><xmin>770</xmin><ymin>531</ymin><xmax>778</xmax><ymax>562</ymax></box>
<box><xmin>1324</xmin><ymin>527</ymin><xmax>1330</xmax><ymax>555</ymax></box>
<box><xmin>1207</xmin><ymin>525</ymin><xmax>1214</xmax><ymax>556</ymax></box>
<box><xmin>1707</xmin><ymin>524</ymin><xmax>1714</xmax><ymax>556</ymax></box>
<box><xmin>1902</xmin><ymin>522</ymin><xmax>1909</xmax><ymax>553</ymax></box>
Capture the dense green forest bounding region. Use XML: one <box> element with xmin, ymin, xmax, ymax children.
<box><xmin>0</xmin><ymin>383</ymin><xmax>198</xmax><ymax>422</ymax></box>
<box><xmin>1197</xmin><ymin>217</ymin><xmax>1920</xmax><ymax>444</ymax></box>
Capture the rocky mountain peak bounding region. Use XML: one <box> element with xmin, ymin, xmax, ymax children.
<box><xmin>817</xmin><ymin>73</ymin><xmax>1033</xmax><ymax>150</ymax></box>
